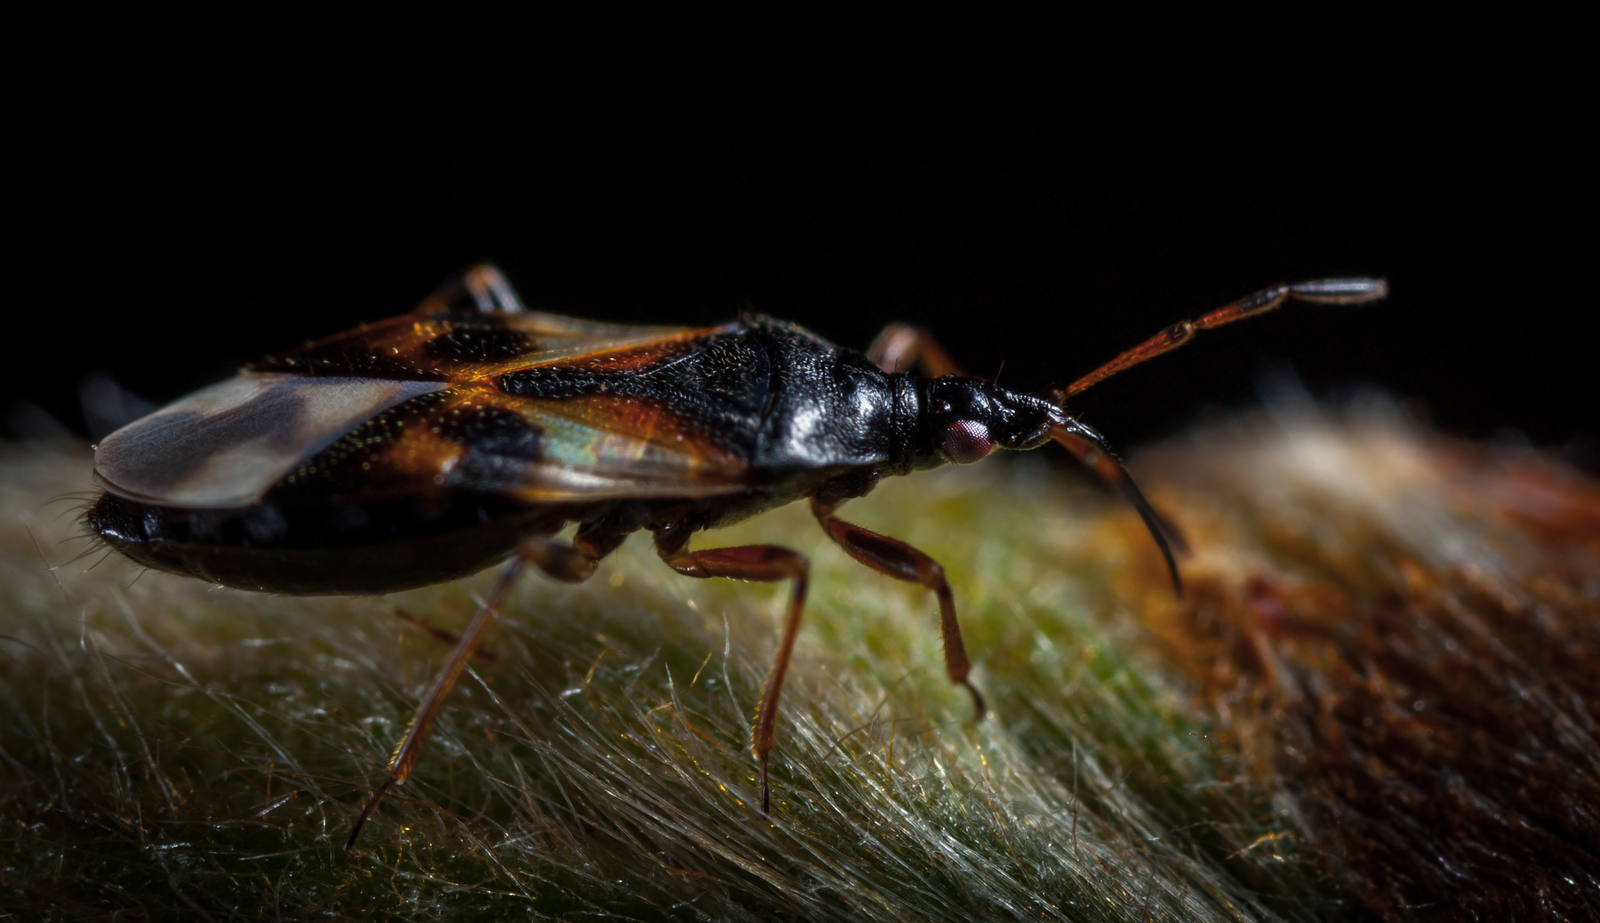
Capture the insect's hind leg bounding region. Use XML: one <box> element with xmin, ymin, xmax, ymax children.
<box><xmin>809</xmin><ymin>498</ymin><xmax>986</xmax><ymax>721</ymax></box>
<box><xmin>653</xmin><ymin>529</ymin><xmax>808</xmax><ymax>815</ymax></box>
<box><xmin>345</xmin><ymin>527</ymin><xmax>622</xmax><ymax>857</ymax></box>
<box><xmin>345</xmin><ymin>555</ymin><xmax>524</xmax><ymax>857</ymax></box>
<box><xmin>391</xmin><ymin>608</ymin><xmax>499</xmax><ymax>661</ymax></box>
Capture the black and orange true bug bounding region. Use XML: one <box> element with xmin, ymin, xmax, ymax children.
<box><xmin>84</xmin><ymin>265</ymin><xmax>1386</xmax><ymax>854</ymax></box>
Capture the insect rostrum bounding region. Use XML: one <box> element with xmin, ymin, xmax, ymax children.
<box><xmin>84</xmin><ymin>264</ymin><xmax>1386</xmax><ymax>854</ymax></box>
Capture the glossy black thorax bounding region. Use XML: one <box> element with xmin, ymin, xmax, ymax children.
<box><xmin>495</xmin><ymin>316</ymin><xmax>920</xmax><ymax>477</ymax></box>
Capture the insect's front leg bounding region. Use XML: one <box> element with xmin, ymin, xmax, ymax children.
<box><xmin>654</xmin><ymin>528</ymin><xmax>808</xmax><ymax>815</ymax></box>
<box><xmin>866</xmin><ymin>323</ymin><xmax>967</xmax><ymax>377</ymax></box>
<box><xmin>809</xmin><ymin>498</ymin><xmax>986</xmax><ymax>721</ymax></box>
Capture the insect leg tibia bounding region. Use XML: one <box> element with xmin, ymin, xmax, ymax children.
<box><xmin>392</xmin><ymin>609</ymin><xmax>499</xmax><ymax>661</ymax></box>
<box><xmin>809</xmin><ymin>498</ymin><xmax>986</xmax><ymax>721</ymax></box>
<box><xmin>344</xmin><ymin>556</ymin><xmax>525</xmax><ymax>858</ymax></box>
<box><xmin>654</xmin><ymin>535</ymin><xmax>810</xmax><ymax>814</ymax></box>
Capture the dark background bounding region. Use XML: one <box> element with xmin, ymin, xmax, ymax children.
<box><xmin>10</xmin><ymin>92</ymin><xmax>1592</xmax><ymax>469</ymax></box>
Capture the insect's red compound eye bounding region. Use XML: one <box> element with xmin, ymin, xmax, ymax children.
<box><xmin>938</xmin><ymin>420</ymin><xmax>994</xmax><ymax>465</ymax></box>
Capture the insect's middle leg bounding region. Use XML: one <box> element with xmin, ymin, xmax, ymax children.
<box><xmin>519</xmin><ymin>522</ymin><xmax>627</xmax><ymax>584</ymax></box>
<box><xmin>810</xmin><ymin>498</ymin><xmax>986</xmax><ymax>721</ymax></box>
<box><xmin>654</xmin><ymin>530</ymin><xmax>808</xmax><ymax>815</ymax></box>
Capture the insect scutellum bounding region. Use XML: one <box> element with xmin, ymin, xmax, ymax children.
<box><xmin>82</xmin><ymin>265</ymin><xmax>1386</xmax><ymax>855</ymax></box>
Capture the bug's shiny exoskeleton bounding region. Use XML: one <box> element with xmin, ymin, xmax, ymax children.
<box><xmin>85</xmin><ymin>265</ymin><xmax>1387</xmax><ymax>854</ymax></box>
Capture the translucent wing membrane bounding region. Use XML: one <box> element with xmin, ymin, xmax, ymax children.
<box><xmin>93</xmin><ymin>374</ymin><xmax>445</xmax><ymax>509</ymax></box>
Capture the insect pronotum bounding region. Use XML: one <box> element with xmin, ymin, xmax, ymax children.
<box><xmin>84</xmin><ymin>266</ymin><xmax>1387</xmax><ymax>854</ymax></box>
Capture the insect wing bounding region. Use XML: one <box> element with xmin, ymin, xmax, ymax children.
<box><xmin>99</xmin><ymin>300</ymin><xmax>754</xmax><ymax>510</ymax></box>
<box><xmin>254</xmin><ymin>306</ymin><xmax>710</xmax><ymax>382</ymax></box>
<box><xmin>296</xmin><ymin>384</ymin><xmax>752</xmax><ymax>505</ymax></box>
<box><xmin>251</xmin><ymin>308</ymin><xmax>756</xmax><ymax>501</ymax></box>
<box><xmin>92</xmin><ymin>374</ymin><xmax>446</xmax><ymax>509</ymax></box>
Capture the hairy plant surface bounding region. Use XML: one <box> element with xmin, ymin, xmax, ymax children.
<box><xmin>3</xmin><ymin>398</ymin><xmax>1596</xmax><ymax>921</ymax></box>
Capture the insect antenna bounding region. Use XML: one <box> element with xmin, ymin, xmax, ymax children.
<box><xmin>1037</xmin><ymin>279</ymin><xmax>1385</xmax><ymax>597</ymax></box>
<box><xmin>1051</xmin><ymin>419</ymin><xmax>1188</xmax><ymax>597</ymax></box>
<box><xmin>1051</xmin><ymin>278</ymin><xmax>1387</xmax><ymax>402</ymax></box>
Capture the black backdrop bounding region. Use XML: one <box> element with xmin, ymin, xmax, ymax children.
<box><xmin>11</xmin><ymin>93</ymin><xmax>1592</xmax><ymax>469</ymax></box>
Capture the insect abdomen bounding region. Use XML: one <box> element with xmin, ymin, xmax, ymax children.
<box><xmin>85</xmin><ymin>490</ymin><xmax>573</xmax><ymax>595</ymax></box>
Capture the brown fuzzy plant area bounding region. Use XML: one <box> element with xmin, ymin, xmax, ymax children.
<box><xmin>2</xmin><ymin>397</ymin><xmax>1596</xmax><ymax>922</ymax></box>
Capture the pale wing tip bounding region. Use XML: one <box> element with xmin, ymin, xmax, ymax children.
<box><xmin>94</xmin><ymin>375</ymin><xmax>444</xmax><ymax>509</ymax></box>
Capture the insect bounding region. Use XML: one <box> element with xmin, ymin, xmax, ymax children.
<box><xmin>84</xmin><ymin>265</ymin><xmax>1386</xmax><ymax>854</ymax></box>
